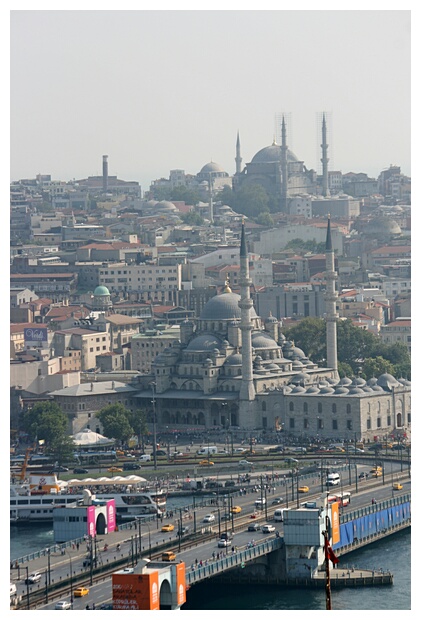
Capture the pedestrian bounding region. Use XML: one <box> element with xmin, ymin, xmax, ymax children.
<box><xmin>76</xmin><ymin>542</ymin><xmax>79</xmax><ymax>551</ymax></box>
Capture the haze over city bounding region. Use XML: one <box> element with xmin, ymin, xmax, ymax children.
<box><xmin>10</xmin><ymin>8</ymin><xmax>411</xmax><ymax>190</ymax></box>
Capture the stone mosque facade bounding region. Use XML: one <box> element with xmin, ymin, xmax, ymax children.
<box><xmin>134</xmin><ymin>223</ymin><xmax>411</xmax><ymax>443</ymax></box>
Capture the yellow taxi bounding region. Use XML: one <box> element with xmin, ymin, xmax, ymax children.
<box><xmin>107</xmin><ymin>466</ymin><xmax>123</xmax><ymax>473</ymax></box>
<box><xmin>231</xmin><ymin>505</ymin><xmax>242</xmax><ymax>514</ymax></box>
<box><xmin>162</xmin><ymin>551</ymin><xmax>176</xmax><ymax>561</ymax></box>
<box><xmin>393</xmin><ymin>482</ymin><xmax>403</xmax><ymax>490</ymax></box>
<box><xmin>298</xmin><ymin>485</ymin><xmax>310</xmax><ymax>493</ymax></box>
<box><xmin>199</xmin><ymin>460</ymin><xmax>214</xmax><ymax>466</ymax></box>
<box><xmin>161</xmin><ymin>523</ymin><xmax>175</xmax><ymax>532</ymax></box>
<box><xmin>74</xmin><ymin>587</ymin><xmax>89</xmax><ymax>597</ymax></box>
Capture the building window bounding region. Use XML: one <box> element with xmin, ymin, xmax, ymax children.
<box><xmin>317</xmin><ymin>418</ymin><xmax>323</xmax><ymax>429</ymax></box>
<box><xmin>262</xmin><ymin>402</ymin><xmax>266</xmax><ymax>412</ymax></box>
<box><xmin>289</xmin><ymin>418</ymin><xmax>295</xmax><ymax>429</ymax></box>
<box><xmin>318</xmin><ymin>402</ymin><xmax>322</xmax><ymax>414</ymax></box>
<box><xmin>303</xmin><ymin>418</ymin><xmax>309</xmax><ymax>429</ymax></box>
<box><xmin>347</xmin><ymin>420</ymin><xmax>353</xmax><ymax>430</ymax></box>
<box><xmin>303</xmin><ymin>402</ymin><xmax>308</xmax><ymax>413</ymax></box>
<box><xmin>332</xmin><ymin>404</ymin><xmax>337</xmax><ymax>414</ymax></box>
<box><xmin>346</xmin><ymin>404</ymin><xmax>351</xmax><ymax>414</ymax></box>
<box><xmin>377</xmin><ymin>417</ymin><xmax>382</xmax><ymax>428</ymax></box>
<box><xmin>332</xmin><ymin>419</ymin><xmax>338</xmax><ymax>430</ymax></box>
<box><xmin>289</xmin><ymin>402</ymin><xmax>294</xmax><ymax>412</ymax></box>
<box><xmin>367</xmin><ymin>418</ymin><xmax>371</xmax><ymax>429</ymax></box>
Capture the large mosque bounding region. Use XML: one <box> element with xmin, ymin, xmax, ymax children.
<box><xmin>134</xmin><ymin>221</ymin><xmax>411</xmax><ymax>443</ymax></box>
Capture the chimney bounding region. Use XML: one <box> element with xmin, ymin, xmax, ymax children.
<box><xmin>102</xmin><ymin>155</ymin><xmax>108</xmax><ymax>192</ymax></box>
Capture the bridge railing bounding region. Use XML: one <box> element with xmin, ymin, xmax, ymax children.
<box><xmin>340</xmin><ymin>492</ymin><xmax>411</xmax><ymax>523</ymax></box>
<box><xmin>185</xmin><ymin>537</ymin><xmax>283</xmax><ymax>585</ymax></box>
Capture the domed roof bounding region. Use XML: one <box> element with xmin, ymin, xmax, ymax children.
<box><xmin>348</xmin><ymin>387</ymin><xmax>365</xmax><ymax>395</ymax></box>
<box><xmin>319</xmin><ymin>386</ymin><xmax>335</xmax><ymax>394</ymax></box>
<box><xmin>362</xmin><ymin>386</ymin><xmax>374</xmax><ymax>393</ymax></box>
<box><xmin>156</xmin><ymin>200</ymin><xmax>177</xmax><ymax>211</ymax></box>
<box><xmin>377</xmin><ymin>373</ymin><xmax>400</xmax><ymax>391</ymax></box>
<box><xmin>251</xmin><ymin>332</ymin><xmax>279</xmax><ymax>349</ymax></box>
<box><xmin>251</xmin><ymin>143</ymin><xmax>299</xmax><ymax>164</ymax></box>
<box><xmin>371</xmin><ymin>385</ymin><xmax>384</xmax><ymax>392</ymax></box>
<box><xmin>306</xmin><ymin>386</ymin><xmax>320</xmax><ymax>394</ymax></box>
<box><xmin>224</xmin><ymin>353</ymin><xmax>243</xmax><ymax>366</ymax></box>
<box><xmin>94</xmin><ymin>285</ymin><xmax>110</xmax><ymax>296</ymax></box>
<box><xmin>338</xmin><ymin>376</ymin><xmax>353</xmax><ymax>386</ymax></box>
<box><xmin>365</xmin><ymin>216</ymin><xmax>401</xmax><ymax>236</ymax></box>
<box><xmin>200</xmin><ymin>292</ymin><xmax>257</xmax><ymax>321</ymax></box>
<box><xmin>185</xmin><ymin>333</ymin><xmax>224</xmax><ymax>351</ymax></box>
<box><xmin>266</xmin><ymin>363</ymin><xmax>281</xmax><ymax>371</ymax></box>
<box><xmin>290</xmin><ymin>372</ymin><xmax>311</xmax><ymax>384</ymax></box>
<box><xmin>291</xmin><ymin>385</ymin><xmax>306</xmax><ymax>393</ymax></box>
<box><xmin>334</xmin><ymin>386</ymin><xmax>349</xmax><ymax>395</ymax></box>
<box><xmin>351</xmin><ymin>377</ymin><xmax>366</xmax><ymax>387</ymax></box>
<box><xmin>199</xmin><ymin>161</ymin><xmax>225</xmax><ymax>174</ymax></box>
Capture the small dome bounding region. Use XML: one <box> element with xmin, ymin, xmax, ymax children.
<box><xmin>338</xmin><ymin>376</ymin><xmax>353</xmax><ymax>386</ymax></box>
<box><xmin>377</xmin><ymin>373</ymin><xmax>400</xmax><ymax>391</ymax></box>
<box><xmin>319</xmin><ymin>386</ymin><xmax>335</xmax><ymax>394</ymax></box>
<box><xmin>348</xmin><ymin>387</ymin><xmax>365</xmax><ymax>395</ymax></box>
<box><xmin>290</xmin><ymin>372</ymin><xmax>311</xmax><ymax>385</ymax></box>
<box><xmin>224</xmin><ymin>353</ymin><xmax>243</xmax><ymax>366</ymax></box>
<box><xmin>185</xmin><ymin>333</ymin><xmax>224</xmax><ymax>351</ymax></box>
<box><xmin>306</xmin><ymin>386</ymin><xmax>320</xmax><ymax>394</ymax></box>
<box><xmin>371</xmin><ymin>385</ymin><xmax>385</xmax><ymax>392</ymax></box>
<box><xmin>283</xmin><ymin>385</ymin><xmax>292</xmax><ymax>394</ymax></box>
<box><xmin>251</xmin><ymin>332</ymin><xmax>279</xmax><ymax>349</ymax></box>
<box><xmin>291</xmin><ymin>385</ymin><xmax>306</xmax><ymax>393</ymax></box>
<box><xmin>366</xmin><ymin>377</ymin><xmax>378</xmax><ymax>386</ymax></box>
<box><xmin>265</xmin><ymin>313</ymin><xmax>278</xmax><ymax>324</ymax></box>
<box><xmin>365</xmin><ymin>216</ymin><xmax>401</xmax><ymax>236</ymax></box>
<box><xmin>94</xmin><ymin>285</ymin><xmax>110</xmax><ymax>296</ymax></box>
<box><xmin>352</xmin><ymin>377</ymin><xmax>366</xmax><ymax>387</ymax></box>
<box><xmin>362</xmin><ymin>386</ymin><xmax>374</xmax><ymax>393</ymax></box>
<box><xmin>156</xmin><ymin>200</ymin><xmax>177</xmax><ymax>211</ymax></box>
<box><xmin>334</xmin><ymin>386</ymin><xmax>349</xmax><ymax>395</ymax></box>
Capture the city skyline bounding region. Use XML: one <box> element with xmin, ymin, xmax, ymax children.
<box><xmin>10</xmin><ymin>9</ymin><xmax>411</xmax><ymax>190</ymax></box>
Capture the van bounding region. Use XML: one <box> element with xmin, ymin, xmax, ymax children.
<box><xmin>326</xmin><ymin>473</ymin><xmax>340</xmax><ymax>487</ymax></box>
<box><xmin>254</xmin><ymin>498</ymin><xmax>266</xmax><ymax>510</ymax></box>
<box><xmin>274</xmin><ymin>508</ymin><xmax>286</xmax><ymax>522</ymax></box>
<box><xmin>287</xmin><ymin>446</ymin><xmax>307</xmax><ymax>454</ymax></box>
<box><xmin>197</xmin><ymin>446</ymin><xmax>218</xmax><ymax>456</ymax></box>
<box><xmin>162</xmin><ymin>551</ymin><xmax>176</xmax><ymax>561</ymax></box>
<box><xmin>139</xmin><ymin>454</ymin><xmax>151</xmax><ymax>462</ymax></box>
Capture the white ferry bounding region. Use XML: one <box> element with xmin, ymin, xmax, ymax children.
<box><xmin>10</xmin><ymin>474</ymin><xmax>167</xmax><ymax>523</ymax></box>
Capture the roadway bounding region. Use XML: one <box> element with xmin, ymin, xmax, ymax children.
<box><xmin>12</xmin><ymin>462</ymin><xmax>410</xmax><ymax>610</ymax></box>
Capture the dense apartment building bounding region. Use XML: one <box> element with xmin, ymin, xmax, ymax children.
<box><xmin>380</xmin><ymin>318</ymin><xmax>411</xmax><ymax>354</ymax></box>
<box><xmin>97</xmin><ymin>262</ymin><xmax>182</xmax><ymax>302</ymax></box>
<box><xmin>131</xmin><ymin>325</ymin><xmax>181</xmax><ymax>373</ymax></box>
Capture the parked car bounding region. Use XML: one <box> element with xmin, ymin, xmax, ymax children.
<box><xmin>261</xmin><ymin>524</ymin><xmax>276</xmax><ymax>533</ymax></box>
<box><xmin>202</xmin><ymin>514</ymin><xmax>216</xmax><ymax>523</ymax></box>
<box><xmin>74</xmin><ymin>587</ymin><xmax>89</xmax><ymax>597</ymax></box>
<box><xmin>73</xmin><ymin>468</ymin><xmax>89</xmax><ymax>474</ymax></box>
<box><xmin>55</xmin><ymin>601</ymin><xmax>72</xmax><ymax>610</ymax></box>
<box><xmin>25</xmin><ymin>572</ymin><xmax>42</xmax><ymax>584</ymax></box>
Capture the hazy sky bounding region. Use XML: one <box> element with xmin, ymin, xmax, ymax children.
<box><xmin>10</xmin><ymin>8</ymin><xmax>411</xmax><ymax>191</ymax></box>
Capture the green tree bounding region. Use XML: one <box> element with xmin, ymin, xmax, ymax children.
<box><xmin>180</xmin><ymin>211</ymin><xmax>205</xmax><ymax>226</ymax></box>
<box><xmin>338</xmin><ymin>362</ymin><xmax>354</xmax><ymax>378</ymax></box>
<box><xmin>360</xmin><ymin>356</ymin><xmax>396</xmax><ymax>380</ymax></box>
<box><xmin>124</xmin><ymin>409</ymin><xmax>150</xmax><ymax>451</ymax></box>
<box><xmin>255</xmin><ymin>211</ymin><xmax>274</xmax><ymax>227</ymax></box>
<box><xmin>232</xmin><ymin>184</ymin><xmax>270</xmax><ymax>218</ymax></box>
<box><xmin>21</xmin><ymin>402</ymin><xmax>68</xmax><ymax>444</ymax></box>
<box><xmin>97</xmin><ymin>404</ymin><xmax>134</xmax><ymax>445</ymax></box>
<box><xmin>170</xmin><ymin>185</ymin><xmax>201</xmax><ymax>206</ymax></box>
<box><xmin>336</xmin><ymin>320</ymin><xmax>379</xmax><ymax>373</ymax></box>
<box><xmin>283</xmin><ymin>317</ymin><xmax>326</xmax><ymax>363</ymax></box>
<box><xmin>217</xmin><ymin>185</ymin><xmax>234</xmax><ymax>208</ymax></box>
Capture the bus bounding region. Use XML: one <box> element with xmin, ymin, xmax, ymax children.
<box><xmin>327</xmin><ymin>492</ymin><xmax>351</xmax><ymax>507</ymax></box>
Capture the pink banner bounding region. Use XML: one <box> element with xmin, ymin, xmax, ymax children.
<box><xmin>107</xmin><ymin>499</ymin><xmax>116</xmax><ymax>532</ymax></box>
<box><xmin>87</xmin><ymin>505</ymin><xmax>96</xmax><ymax>538</ymax></box>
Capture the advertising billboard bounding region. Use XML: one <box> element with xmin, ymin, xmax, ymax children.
<box><xmin>106</xmin><ymin>499</ymin><xmax>116</xmax><ymax>533</ymax></box>
<box><xmin>331</xmin><ymin>501</ymin><xmax>340</xmax><ymax>545</ymax></box>
<box><xmin>113</xmin><ymin>572</ymin><xmax>160</xmax><ymax>610</ymax></box>
<box><xmin>24</xmin><ymin>327</ymin><xmax>48</xmax><ymax>348</ymax></box>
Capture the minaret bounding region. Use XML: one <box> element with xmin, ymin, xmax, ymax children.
<box><xmin>238</xmin><ymin>222</ymin><xmax>255</xmax><ymax>402</ymax></box>
<box><xmin>321</xmin><ymin>113</ymin><xmax>330</xmax><ymax>197</ymax></box>
<box><xmin>325</xmin><ymin>216</ymin><xmax>339</xmax><ymax>380</ymax></box>
<box><xmin>235</xmin><ymin>131</ymin><xmax>242</xmax><ymax>175</ymax></box>
<box><xmin>280</xmin><ymin>116</ymin><xmax>288</xmax><ymax>212</ymax></box>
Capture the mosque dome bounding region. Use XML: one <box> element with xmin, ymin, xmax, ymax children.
<box><xmin>305</xmin><ymin>386</ymin><xmax>320</xmax><ymax>394</ymax></box>
<box><xmin>94</xmin><ymin>285</ymin><xmax>110</xmax><ymax>296</ymax></box>
<box><xmin>338</xmin><ymin>376</ymin><xmax>353</xmax><ymax>386</ymax></box>
<box><xmin>224</xmin><ymin>353</ymin><xmax>243</xmax><ymax>366</ymax></box>
<box><xmin>156</xmin><ymin>200</ymin><xmax>177</xmax><ymax>211</ymax></box>
<box><xmin>319</xmin><ymin>386</ymin><xmax>335</xmax><ymax>394</ymax></box>
<box><xmin>251</xmin><ymin>143</ymin><xmax>299</xmax><ymax>164</ymax></box>
<box><xmin>185</xmin><ymin>333</ymin><xmax>224</xmax><ymax>351</ymax></box>
<box><xmin>199</xmin><ymin>161</ymin><xmax>225</xmax><ymax>174</ymax></box>
<box><xmin>251</xmin><ymin>332</ymin><xmax>279</xmax><ymax>349</ymax></box>
<box><xmin>371</xmin><ymin>385</ymin><xmax>385</xmax><ymax>392</ymax></box>
<box><xmin>377</xmin><ymin>373</ymin><xmax>400</xmax><ymax>391</ymax></box>
<box><xmin>290</xmin><ymin>372</ymin><xmax>311</xmax><ymax>385</ymax></box>
<box><xmin>200</xmin><ymin>292</ymin><xmax>257</xmax><ymax>321</ymax></box>
<box><xmin>348</xmin><ymin>387</ymin><xmax>365</xmax><ymax>395</ymax></box>
<box><xmin>334</xmin><ymin>386</ymin><xmax>350</xmax><ymax>395</ymax></box>
<box><xmin>291</xmin><ymin>385</ymin><xmax>306</xmax><ymax>393</ymax></box>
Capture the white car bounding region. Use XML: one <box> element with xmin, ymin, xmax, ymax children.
<box><xmin>55</xmin><ymin>601</ymin><xmax>72</xmax><ymax>610</ymax></box>
<box><xmin>25</xmin><ymin>572</ymin><xmax>42</xmax><ymax>584</ymax></box>
<box><xmin>217</xmin><ymin>538</ymin><xmax>231</xmax><ymax>547</ymax></box>
<box><xmin>234</xmin><ymin>447</ymin><xmax>247</xmax><ymax>453</ymax></box>
<box><xmin>202</xmin><ymin>514</ymin><xmax>216</xmax><ymax>523</ymax></box>
<box><xmin>239</xmin><ymin>460</ymin><xmax>253</xmax><ymax>466</ymax></box>
<box><xmin>261</xmin><ymin>524</ymin><xmax>276</xmax><ymax>533</ymax></box>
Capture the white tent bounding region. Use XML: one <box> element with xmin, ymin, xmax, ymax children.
<box><xmin>72</xmin><ymin>428</ymin><xmax>114</xmax><ymax>446</ymax></box>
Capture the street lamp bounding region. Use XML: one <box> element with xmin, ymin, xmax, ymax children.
<box><xmin>150</xmin><ymin>381</ymin><xmax>157</xmax><ymax>471</ymax></box>
<box><xmin>65</xmin><ymin>550</ymin><xmax>74</xmax><ymax>609</ymax></box>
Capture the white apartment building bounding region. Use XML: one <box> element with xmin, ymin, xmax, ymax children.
<box><xmin>380</xmin><ymin>278</ymin><xmax>411</xmax><ymax>298</ymax></box>
<box><xmin>380</xmin><ymin>318</ymin><xmax>411</xmax><ymax>354</ymax></box>
<box><xmin>98</xmin><ymin>262</ymin><xmax>182</xmax><ymax>297</ymax></box>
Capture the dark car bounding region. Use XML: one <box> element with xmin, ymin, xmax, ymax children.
<box><xmin>224</xmin><ymin>480</ymin><xmax>236</xmax><ymax>487</ymax></box>
<box><xmin>177</xmin><ymin>525</ymin><xmax>189</xmax><ymax>536</ymax></box>
<box><xmin>248</xmin><ymin>523</ymin><xmax>261</xmax><ymax>531</ymax></box>
<box><xmin>73</xmin><ymin>468</ymin><xmax>89</xmax><ymax>474</ymax></box>
<box><xmin>49</xmin><ymin>466</ymin><xmax>69</xmax><ymax>473</ymax></box>
<box><xmin>123</xmin><ymin>462</ymin><xmax>141</xmax><ymax>471</ymax></box>
<box><xmin>153</xmin><ymin>450</ymin><xmax>167</xmax><ymax>456</ymax></box>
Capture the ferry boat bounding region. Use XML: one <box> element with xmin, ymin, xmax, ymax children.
<box><xmin>10</xmin><ymin>474</ymin><xmax>167</xmax><ymax>523</ymax></box>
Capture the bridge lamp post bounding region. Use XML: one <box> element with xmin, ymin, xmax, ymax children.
<box><xmin>24</xmin><ymin>566</ymin><xmax>30</xmax><ymax>610</ymax></box>
<box><xmin>150</xmin><ymin>381</ymin><xmax>157</xmax><ymax>471</ymax></box>
<box><xmin>65</xmin><ymin>550</ymin><xmax>74</xmax><ymax>609</ymax></box>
